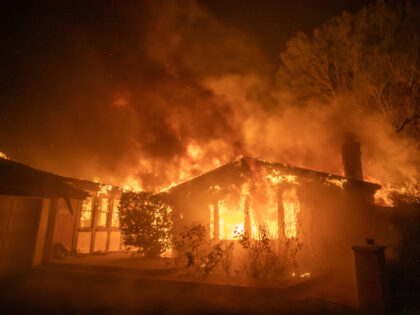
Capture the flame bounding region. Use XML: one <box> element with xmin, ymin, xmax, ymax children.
<box><xmin>218</xmin><ymin>199</ymin><xmax>247</xmax><ymax>240</ymax></box>
<box><xmin>187</xmin><ymin>143</ymin><xmax>204</xmax><ymax>160</ymax></box>
<box><xmin>266</xmin><ymin>170</ymin><xmax>298</xmax><ymax>185</ymax></box>
<box><xmin>122</xmin><ymin>177</ymin><xmax>143</xmax><ymax>192</ymax></box>
<box><xmin>282</xmin><ymin>188</ymin><xmax>300</xmax><ymax>239</ymax></box>
<box><xmin>209</xmin><ymin>203</ymin><xmax>215</xmax><ymax>238</ymax></box>
<box><xmin>208</xmin><ymin>170</ymin><xmax>301</xmax><ymax>240</ymax></box>
<box><xmin>0</xmin><ymin>152</ymin><xmax>9</xmax><ymax>160</ymax></box>
<box><xmin>374</xmin><ymin>186</ymin><xmax>395</xmax><ymax>207</ymax></box>
<box><xmin>324</xmin><ymin>177</ymin><xmax>347</xmax><ymax>189</ymax></box>
<box><xmin>98</xmin><ymin>184</ymin><xmax>112</xmax><ymax>196</ymax></box>
<box><xmin>374</xmin><ymin>184</ymin><xmax>411</xmax><ymax>207</ymax></box>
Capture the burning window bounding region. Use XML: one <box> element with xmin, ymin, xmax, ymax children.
<box><xmin>207</xmin><ymin>172</ymin><xmax>302</xmax><ymax>241</ymax></box>
<box><xmin>80</xmin><ymin>197</ymin><xmax>93</xmax><ymax>228</ymax></box>
<box><xmin>209</xmin><ymin>197</ymin><xmax>245</xmax><ymax>240</ymax></box>
<box><xmin>96</xmin><ymin>198</ymin><xmax>108</xmax><ymax>227</ymax></box>
<box><xmin>209</xmin><ymin>203</ymin><xmax>215</xmax><ymax>238</ymax></box>
<box><xmin>111</xmin><ymin>199</ymin><xmax>120</xmax><ymax>227</ymax></box>
<box><xmin>219</xmin><ymin>199</ymin><xmax>245</xmax><ymax>240</ymax></box>
<box><xmin>281</xmin><ymin>188</ymin><xmax>300</xmax><ymax>239</ymax></box>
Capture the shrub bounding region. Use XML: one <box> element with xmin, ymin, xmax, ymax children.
<box><xmin>172</xmin><ymin>223</ymin><xmax>234</xmax><ymax>278</ymax></box>
<box><xmin>172</xmin><ymin>222</ymin><xmax>303</xmax><ymax>283</ymax></box>
<box><xmin>119</xmin><ymin>191</ymin><xmax>173</xmax><ymax>256</ymax></box>
<box><xmin>237</xmin><ymin>224</ymin><xmax>302</xmax><ymax>282</ymax></box>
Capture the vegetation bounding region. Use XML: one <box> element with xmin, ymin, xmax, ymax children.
<box><xmin>237</xmin><ymin>224</ymin><xmax>303</xmax><ymax>282</ymax></box>
<box><xmin>277</xmin><ymin>0</ymin><xmax>420</xmax><ymax>138</ymax></box>
<box><xmin>172</xmin><ymin>223</ymin><xmax>234</xmax><ymax>278</ymax></box>
<box><xmin>119</xmin><ymin>191</ymin><xmax>173</xmax><ymax>256</ymax></box>
<box><xmin>172</xmin><ymin>222</ymin><xmax>303</xmax><ymax>283</ymax></box>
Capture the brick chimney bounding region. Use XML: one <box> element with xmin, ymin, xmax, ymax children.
<box><xmin>341</xmin><ymin>133</ymin><xmax>363</xmax><ymax>180</ymax></box>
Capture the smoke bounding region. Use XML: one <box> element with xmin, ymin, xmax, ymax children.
<box><xmin>0</xmin><ymin>0</ymin><xmax>417</xmax><ymax>189</ymax></box>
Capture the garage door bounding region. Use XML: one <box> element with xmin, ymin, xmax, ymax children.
<box><xmin>0</xmin><ymin>196</ymin><xmax>42</xmax><ymax>273</ymax></box>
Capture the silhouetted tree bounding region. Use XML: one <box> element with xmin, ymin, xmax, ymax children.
<box><xmin>278</xmin><ymin>0</ymin><xmax>419</xmax><ymax>137</ymax></box>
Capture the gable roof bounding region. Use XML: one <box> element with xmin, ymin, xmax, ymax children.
<box><xmin>169</xmin><ymin>156</ymin><xmax>381</xmax><ymax>195</ymax></box>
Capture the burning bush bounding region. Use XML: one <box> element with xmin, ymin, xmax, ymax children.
<box><xmin>119</xmin><ymin>191</ymin><xmax>173</xmax><ymax>256</ymax></box>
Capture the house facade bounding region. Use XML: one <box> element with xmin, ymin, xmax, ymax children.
<box><xmin>167</xmin><ymin>140</ymin><xmax>382</xmax><ymax>268</ymax></box>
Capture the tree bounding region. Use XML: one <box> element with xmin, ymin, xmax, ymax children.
<box><xmin>277</xmin><ymin>0</ymin><xmax>420</xmax><ymax>137</ymax></box>
<box><xmin>119</xmin><ymin>191</ymin><xmax>173</xmax><ymax>256</ymax></box>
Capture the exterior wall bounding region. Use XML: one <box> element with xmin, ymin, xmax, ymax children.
<box><xmin>46</xmin><ymin>194</ymin><xmax>122</xmax><ymax>256</ymax></box>
<box><xmin>74</xmin><ymin>195</ymin><xmax>122</xmax><ymax>254</ymax></box>
<box><xmin>171</xmin><ymin>177</ymin><xmax>380</xmax><ymax>273</ymax></box>
<box><xmin>0</xmin><ymin>196</ymin><xmax>43</xmax><ymax>274</ymax></box>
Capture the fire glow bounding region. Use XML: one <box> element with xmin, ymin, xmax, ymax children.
<box><xmin>207</xmin><ymin>171</ymin><xmax>302</xmax><ymax>241</ymax></box>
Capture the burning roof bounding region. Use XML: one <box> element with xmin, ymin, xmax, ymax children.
<box><xmin>167</xmin><ymin>156</ymin><xmax>382</xmax><ymax>241</ymax></box>
<box><xmin>168</xmin><ymin>156</ymin><xmax>381</xmax><ymax>195</ymax></box>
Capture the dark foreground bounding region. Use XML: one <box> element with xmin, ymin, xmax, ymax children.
<box><xmin>0</xmin><ymin>265</ymin><xmax>357</xmax><ymax>314</ymax></box>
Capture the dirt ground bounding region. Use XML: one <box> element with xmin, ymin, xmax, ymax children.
<box><xmin>0</xmin><ymin>253</ymin><xmax>359</xmax><ymax>314</ymax></box>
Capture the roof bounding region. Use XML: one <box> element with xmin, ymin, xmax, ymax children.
<box><xmin>169</xmin><ymin>156</ymin><xmax>381</xmax><ymax>194</ymax></box>
<box><xmin>0</xmin><ymin>157</ymin><xmax>94</xmax><ymax>200</ymax></box>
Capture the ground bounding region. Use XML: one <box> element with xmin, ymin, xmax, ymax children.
<box><xmin>0</xmin><ymin>253</ymin><xmax>359</xmax><ymax>314</ymax></box>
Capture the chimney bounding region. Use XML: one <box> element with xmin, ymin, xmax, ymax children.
<box><xmin>341</xmin><ymin>133</ymin><xmax>363</xmax><ymax>180</ymax></box>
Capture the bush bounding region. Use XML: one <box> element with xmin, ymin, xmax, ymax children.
<box><xmin>172</xmin><ymin>223</ymin><xmax>234</xmax><ymax>278</ymax></box>
<box><xmin>237</xmin><ymin>224</ymin><xmax>303</xmax><ymax>282</ymax></box>
<box><xmin>172</xmin><ymin>222</ymin><xmax>304</xmax><ymax>283</ymax></box>
<box><xmin>119</xmin><ymin>191</ymin><xmax>173</xmax><ymax>256</ymax></box>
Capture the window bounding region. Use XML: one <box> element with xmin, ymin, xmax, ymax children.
<box><xmin>80</xmin><ymin>198</ymin><xmax>93</xmax><ymax>228</ymax></box>
<box><xmin>111</xmin><ymin>199</ymin><xmax>120</xmax><ymax>227</ymax></box>
<box><xmin>96</xmin><ymin>198</ymin><xmax>108</xmax><ymax>227</ymax></box>
<box><xmin>282</xmin><ymin>188</ymin><xmax>300</xmax><ymax>239</ymax></box>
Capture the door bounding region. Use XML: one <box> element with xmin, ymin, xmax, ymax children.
<box><xmin>0</xmin><ymin>196</ymin><xmax>42</xmax><ymax>273</ymax></box>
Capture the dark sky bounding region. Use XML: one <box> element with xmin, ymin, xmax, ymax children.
<box><xmin>202</xmin><ymin>0</ymin><xmax>368</xmax><ymax>60</ymax></box>
<box><xmin>0</xmin><ymin>0</ymin><xmax>370</xmax><ymax>186</ymax></box>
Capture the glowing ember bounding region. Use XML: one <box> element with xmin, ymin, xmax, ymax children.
<box><xmin>292</xmin><ymin>271</ymin><xmax>311</xmax><ymax>278</ymax></box>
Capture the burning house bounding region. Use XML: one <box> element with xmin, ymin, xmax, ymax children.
<box><xmin>168</xmin><ymin>139</ymin><xmax>382</xmax><ymax>267</ymax></box>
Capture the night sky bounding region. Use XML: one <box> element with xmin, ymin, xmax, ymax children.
<box><xmin>0</xmin><ymin>0</ymin><xmax>371</xmax><ymax>186</ymax></box>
